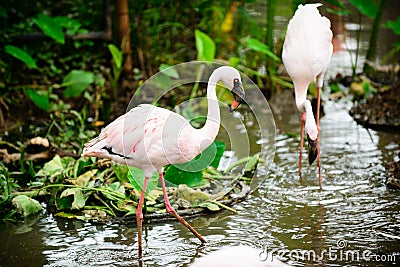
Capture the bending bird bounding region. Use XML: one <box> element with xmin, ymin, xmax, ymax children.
<box><xmin>282</xmin><ymin>3</ymin><xmax>333</xmax><ymax>187</ymax></box>
<box><xmin>82</xmin><ymin>66</ymin><xmax>245</xmax><ymax>258</ymax></box>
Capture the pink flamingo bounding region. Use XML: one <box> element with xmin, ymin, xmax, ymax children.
<box><xmin>82</xmin><ymin>66</ymin><xmax>245</xmax><ymax>258</ymax></box>
<box><xmin>282</xmin><ymin>3</ymin><xmax>333</xmax><ymax>187</ymax></box>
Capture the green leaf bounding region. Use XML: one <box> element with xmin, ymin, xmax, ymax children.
<box><xmin>62</xmin><ymin>70</ymin><xmax>94</xmax><ymax>98</ymax></box>
<box><xmin>33</xmin><ymin>14</ymin><xmax>65</xmax><ymax>44</ymax></box>
<box><xmin>164</xmin><ymin>141</ymin><xmax>225</xmax><ymax>186</ymax></box>
<box><xmin>174</xmin><ymin>184</ymin><xmax>212</xmax><ymax>205</ymax></box>
<box><xmin>348</xmin><ymin>0</ymin><xmax>378</xmax><ymax>19</ymax></box>
<box><xmin>60</xmin><ymin>188</ymin><xmax>86</xmax><ymax>210</ymax></box>
<box><xmin>26</xmin><ymin>89</ymin><xmax>49</xmax><ymax>111</ymax></box>
<box><xmin>54</xmin><ymin>16</ymin><xmax>81</xmax><ymax>34</ymax></box>
<box><xmin>76</xmin><ymin>169</ymin><xmax>97</xmax><ymax>187</ymax></box>
<box><xmin>195</xmin><ymin>29</ymin><xmax>215</xmax><ymax>62</ymax></box>
<box><xmin>384</xmin><ymin>17</ymin><xmax>400</xmax><ymax>35</ymax></box>
<box><xmin>12</xmin><ymin>195</ymin><xmax>42</xmax><ymax>217</ymax></box>
<box><xmin>210</xmin><ymin>141</ymin><xmax>225</xmax><ymax>168</ymax></box>
<box><xmin>36</xmin><ymin>155</ymin><xmax>64</xmax><ymax>178</ymax></box>
<box><xmin>127</xmin><ymin>166</ymin><xmax>158</xmax><ymax>195</ymax></box>
<box><xmin>159</xmin><ymin>64</ymin><xmax>179</xmax><ymax>78</ymax></box>
<box><xmin>245</xmin><ymin>38</ymin><xmax>281</xmax><ymax>62</ymax></box>
<box><xmin>5</xmin><ymin>45</ymin><xmax>38</xmax><ymax>69</ymax></box>
<box><xmin>108</xmin><ymin>44</ymin><xmax>123</xmax><ymax>69</ymax></box>
<box><xmin>164</xmin><ymin>166</ymin><xmax>203</xmax><ymax>187</ymax></box>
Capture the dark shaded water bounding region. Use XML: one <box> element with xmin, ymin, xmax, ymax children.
<box><xmin>1</xmin><ymin>97</ymin><xmax>399</xmax><ymax>267</ymax></box>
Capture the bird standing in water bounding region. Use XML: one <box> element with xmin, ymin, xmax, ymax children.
<box><xmin>282</xmin><ymin>3</ymin><xmax>333</xmax><ymax>187</ymax></box>
<box><xmin>82</xmin><ymin>66</ymin><xmax>245</xmax><ymax>258</ymax></box>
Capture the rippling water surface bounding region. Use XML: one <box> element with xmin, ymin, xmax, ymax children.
<box><xmin>1</xmin><ymin>97</ymin><xmax>399</xmax><ymax>267</ymax></box>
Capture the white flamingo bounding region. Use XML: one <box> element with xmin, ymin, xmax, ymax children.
<box><xmin>282</xmin><ymin>3</ymin><xmax>333</xmax><ymax>187</ymax></box>
<box><xmin>82</xmin><ymin>66</ymin><xmax>245</xmax><ymax>258</ymax></box>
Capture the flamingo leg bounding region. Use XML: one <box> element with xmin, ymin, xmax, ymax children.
<box><xmin>136</xmin><ymin>176</ymin><xmax>150</xmax><ymax>259</ymax></box>
<box><xmin>159</xmin><ymin>173</ymin><xmax>206</xmax><ymax>243</ymax></box>
<box><xmin>299</xmin><ymin>112</ymin><xmax>306</xmax><ymax>183</ymax></box>
<box><xmin>316</xmin><ymin>86</ymin><xmax>322</xmax><ymax>188</ymax></box>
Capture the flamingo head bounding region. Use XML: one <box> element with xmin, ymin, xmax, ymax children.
<box><xmin>229</xmin><ymin>77</ymin><xmax>245</xmax><ymax>112</ymax></box>
<box><xmin>307</xmin><ymin>134</ymin><xmax>318</xmax><ymax>165</ymax></box>
<box><xmin>218</xmin><ymin>67</ymin><xmax>245</xmax><ymax>112</ymax></box>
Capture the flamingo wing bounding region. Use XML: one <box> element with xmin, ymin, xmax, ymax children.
<box><xmin>82</xmin><ymin>104</ymin><xmax>197</xmax><ymax>173</ymax></box>
<box><xmin>282</xmin><ymin>4</ymin><xmax>333</xmax><ymax>85</ymax></box>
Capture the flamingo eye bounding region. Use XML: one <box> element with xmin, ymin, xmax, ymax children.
<box><xmin>234</xmin><ymin>78</ymin><xmax>239</xmax><ymax>83</ymax></box>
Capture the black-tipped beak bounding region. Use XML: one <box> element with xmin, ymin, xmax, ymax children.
<box><xmin>229</xmin><ymin>79</ymin><xmax>245</xmax><ymax>113</ymax></box>
<box><xmin>307</xmin><ymin>134</ymin><xmax>318</xmax><ymax>165</ymax></box>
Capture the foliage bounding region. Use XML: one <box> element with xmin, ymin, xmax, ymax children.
<box><xmin>0</xmin><ymin>136</ymin><xmax>258</xmax><ymax>221</ymax></box>
<box><xmin>62</xmin><ymin>70</ymin><xmax>95</xmax><ymax>98</ymax></box>
<box><xmin>195</xmin><ymin>29</ymin><xmax>216</xmax><ymax>62</ymax></box>
<box><xmin>164</xmin><ymin>141</ymin><xmax>225</xmax><ymax>186</ymax></box>
<box><xmin>384</xmin><ymin>17</ymin><xmax>400</xmax><ymax>35</ymax></box>
<box><xmin>107</xmin><ymin>44</ymin><xmax>124</xmax><ymax>99</ymax></box>
<box><xmin>348</xmin><ymin>0</ymin><xmax>378</xmax><ymax>19</ymax></box>
<box><xmin>4</xmin><ymin>45</ymin><xmax>38</xmax><ymax>69</ymax></box>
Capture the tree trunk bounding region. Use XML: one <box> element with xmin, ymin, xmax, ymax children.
<box><xmin>363</xmin><ymin>0</ymin><xmax>388</xmax><ymax>76</ymax></box>
<box><xmin>116</xmin><ymin>0</ymin><xmax>132</xmax><ymax>74</ymax></box>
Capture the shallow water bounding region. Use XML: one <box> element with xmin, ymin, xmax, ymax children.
<box><xmin>1</xmin><ymin>97</ymin><xmax>399</xmax><ymax>267</ymax></box>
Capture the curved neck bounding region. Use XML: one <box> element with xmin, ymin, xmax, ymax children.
<box><xmin>303</xmin><ymin>99</ymin><xmax>318</xmax><ymax>141</ymax></box>
<box><xmin>196</xmin><ymin>72</ymin><xmax>221</xmax><ymax>150</ymax></box>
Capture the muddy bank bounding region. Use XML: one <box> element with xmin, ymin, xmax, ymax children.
<box><xmin>350</xmin><ymin>82</ymin><xmax>400</xmax><ymax>130</ymax></box>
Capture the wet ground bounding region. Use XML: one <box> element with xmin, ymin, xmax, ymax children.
<box><xmin>1</xmin><ymin>95</ymin><xmax>399</xmax><ymax>267</ymax></box>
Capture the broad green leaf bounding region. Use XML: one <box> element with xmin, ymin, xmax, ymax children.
<box><xmin>26</xmin><ymin>89</ymin><xmax>49</xmax><ymax>111</ymax></box>
<box><xmin>113</xmin><ymin>164</ymin><xmax>129</xmax><ymax>183</ymax></box>
<box><xmin>210</xmin><ymin>141</ymin><xmax>225</xmax><ymax>168</ymax></box>
<box><xmin>348</xmin><ymin>0</ymin><xmax>378</xmax><ymax>19</ymax></box>
<box><xmin>60</xmin><ymin>188</ymin><xmax>86</xmax><ymax>210</ymax></box>
<box><xmin>164</xmin><ymin>141</ymin><xmax>225</xmax><ymax>186</ymax></box>
<box><xmin>36</xmin><ymin>155</ymin><xmax>64</xmax><ymax>178</ymax></box>
<box><xmin>171</xmin><ymin>141</ymin><xmax>225</xmax><ymax>172</ymax></box>
<box><xmin>12</xmin><ymin>195</ymin><xmax>42</xmax><ymax>217</ymax></box>
<box><xmin>195</xmin><ymin>29</ymin><xmax>215</xmax><ymax>62</ymax></box>
<box><xmin>108</xmin><ymin>181</ymin><xmax>125</xmax><ymax>195</ymax></box>
<box><xmin>33</xmin><ymin>14</ymin><xmax>65</xmax><ymax>44</ymax></box>
<box><xmin>245</xmin><ymin>38</ymin><xmax>281</xmax><ymax>62</ymax></box>
<box><xmin>127</xmin><ymin>166</ymin><xmax>158</xmax><ymax>195</ymax></box>
<box><xmin>164</xmin><ymin>166</ymin><xmax>203</xmax><ymax>187</ymax></box>
<box><xmin>384</xmin><ymin>17</ymin><xmax>400</xmax><ymax>35</ymax></box>
<box><xmin>5</xmin><ymin>45</ymin><xmax>38</xmax><ymax>69</ymax></box>
<box><xmin>62</xmin><ymin>70</ymin><xmax>94</xmax><ymax>98</ymax></box>
<box><xmin>174</xmin><ymin>184</ymin><xmax>211</xmax><ymax>205</ymax></box>
<box><xmin>159</xmin><ymin>64</ymin><xmax>179</xmax><ymax>78</ymax></box>
<box><xmin>108</xmin><ymin>44</ymin><xmax>123</xmax><ymax>69</ymax></box>
<box><xmin>76</xmin><ymin>169</ymin><xmax>97</xmax><ymax>187</ymax></box>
